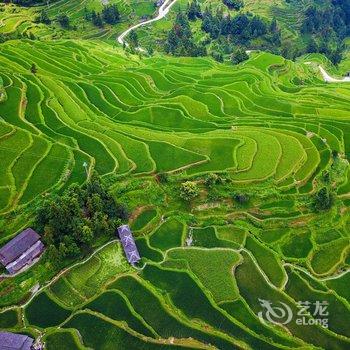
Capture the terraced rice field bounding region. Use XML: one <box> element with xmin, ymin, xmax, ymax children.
<box><xmin>12</xmin><ymin>224</ymin><xmax>349</xmax><ymax>350</ymax></box>
<box><xmin>0</xmin><ymin>35</ymin><xmax>349</xmax><ymax>349</ymax></box>
<box><xmin>0</xmin><ymin>40</ymin><xmax>349</xmax><ymax>215</ymax></box>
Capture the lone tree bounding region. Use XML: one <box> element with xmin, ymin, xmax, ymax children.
<box><xmin>180</xmin><ymin>181</ymin><xmax>199</xmax><ymax>201</ymax></box>
<box><xmin>233</xmin><ymin>193</ymin><xmax>249</xmax><ymax>205</ymax></box>
<box><xmin>313</xmin><ymin>187</ymin><xmax>334</xmax><ymax>211</ymax></box>
<box><xmin>91</xmin><ymin>11</ymin><xmax>103</xmax><ymax>27</ymax></box>
<box><xmin>30</xmin><ymin>63</ymin><xmax>37</xmax><ymax>74</ymax></box>
<box><xmin>36</xmin><ymin>9</ymin><xmax>51</xmax><ymax>24</ymax></box>
<box><xmin>231</xmin><ymin>48</ymin><xmax>249</xmax><ymax>65</ymax></box>
<box><xmin>129</xmin><ymin>30</ymin><xmax>138</xmax><ymax>48</ymax></box>
<box><xmin>204</xmin><ymin>173</ymin><xmax>221</xmax><ymax>188</ymax></box>
<box><xmin>57</xmin><ymin>13</ymin><xmax>70</xmax><ymax>28</ymax></box>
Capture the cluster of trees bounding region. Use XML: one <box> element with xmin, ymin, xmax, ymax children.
<box><xmin>222</xmin><ymin>0</ymin><xmax>244</xmax><ymax>11</ymax></box>
<box><xmin>300</xmin><ymin>2</ymin><xmax>349</xmax><ymax>65</ymax></box>
<box><xmin>306</xmin><ymin>38</ymin><xmax>343</xmax><ymax>65</ymax></box>
<box><xmin>35</xmin><ymin>5</ymin><xmax>120</xmax><ymax>30</ymax></box>
<box><xmin>179</xmin><ymin>174</ymin><xmax>251</xmax><ymax>206</ymax></box>
<box><xmin>34</xmin><ymin>9</ymin><xmax>70</xmax><ymax>29</ymax></box>
<box><xmin>180</xmin><ymin>181</ymin><xmax>200</xmax><ymax>201</ymax></box>
<box><xmin>35</xmin><ymin>173</ymin><xmax>128</xmax><ymax>267</ymax></box>
<box><xmin>165</xmin><ymin>11</ymin><xmax>206</xmax><ymax>57</ymax></box>
<box><xmin>169</xmin><ymin>2</ymin><xmax>281</xmax><ymax>63</ymax></box>
<box><xmin>34</xmin><ymin>9</ymin><xmax>51</xmax><ymax>24</ymax></box>
<box><xmin>84</xmin><ymin>4</ymin><xmax>120</xmax><ymax>27</ymax></box>
<box><xmin>127</xmin><ymin>30</ymin><xmax>139</xmax><ymax>49</ymax></box>
<box><xmin>34</xmin><ymin>10</ymin><xmax>71</xmax><ymax>29</ymax></box>
<box><xmin>0</xmin><ymin>30</ymin><xmax>36</xmax><ymax>43</ymax></box>
<box><xmin>201</xmin><ymin>8</ymin><xmax>281</xmax><ymax>47</ymax></box>
<box><xmin>169</xmin><ymin>1</ymin><xmax>348</xmax><ymax>65</ymax></box>
<box><xmin>230</xmin><ymin>47</ymin><xmax>249</xmax><ymax>64</ymax></box>
<box><xmin>301</xmin><ymin>3</ymin><xmax>349</xmax><ymax>40</ymax></box>
<box><xmin>57</xmin><ymin>13</ymin><xmax>69</xmax><ymax>28</ymax></box>
<box><xmin>187</xmin><ymin>0</ymin><xmax>202</xmax><ymax>21</ymax></box>
<box><xmin>4</xmin><ymin>0</ymin><xmax>58</xmax><ymax>6</ymax></box>
<box><xmin>204</xmin><ymin>173</ymin><xmax>223</xmax><ymax>188</ymax></box>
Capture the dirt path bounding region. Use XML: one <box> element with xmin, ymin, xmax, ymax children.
<box><xmin>318</xmin><ymin>65</ymin><xmax>350</xmax><ymax>83</ymax></box>
<box><xmin>117</xmin><ymin>0</ymin><xmax>178</xmax><ymax>48</ymax></box>
<box><xmin>0</xmin><ymin>240</ymin><xmax>118</xmax><ymax>312</ymax></box>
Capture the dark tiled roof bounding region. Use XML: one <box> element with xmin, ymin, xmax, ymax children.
<box><xmin>117</xmin><ymin>225</ymin><xmax>141</xmax><ymax>265</ymax></box>
<box><xmin>0</xmin><ymin>228</ymin><xmax>40</xmax><ymax>266</ymax></box>
<box><xmin>6</xmin><ymin>241</ymin><xmax>45</xmax><ymax>275</ymax></box>
<box><xmin>0</xmin><ymin>332</ymin><xmax>34</xmax><ymax>350</ymax></box>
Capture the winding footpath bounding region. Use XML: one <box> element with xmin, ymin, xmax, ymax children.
<box><xmin>117</xmin><ymin>0</ymin><xmax>178</xmax><ymax>47</ymax></box>
<box><xmin>319</xmin><ymin>65</ymin><xmax>350</xmax><ymax>83</ymax></box>
<box><xmin>0</xmin><ymin>240</ymin><xmax>119</xmax><ymax>312</ymax></box>
<box><xmin>305</xmin><ymin>62</ymin><xmax>350</xmax><ymax>83</ymax></box>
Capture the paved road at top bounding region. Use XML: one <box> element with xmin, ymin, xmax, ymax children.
<box><xmin>117</xmin><ymin>4</ymin><xmax>350</xmax><ymax>84</ymax></box>
<box><xmin>117</xmin><ymin>0</ymin><xmax>178</xmax><ymax>47</ymax></box>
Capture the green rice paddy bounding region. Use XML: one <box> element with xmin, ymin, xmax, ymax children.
<box><xmin>0</xmin><ymin>1</ymin><xmax>349</xmax><ymax>349</ymax></box>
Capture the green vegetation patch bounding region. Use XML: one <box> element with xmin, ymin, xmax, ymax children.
<box><xmin>215</xmin><ymin>225</ymin><xmax>246</xmax><ymax>247</ymax></box>
<box><xmin>147</xmin><ymin>141</ymin><xmax>206</xmax><ymax>173</ymax></box>
<box><xmin>142</xmin><ymin>264</ymin><xmax>277</xmax><ymax>350</ymax></box>
<box><xmin>326</xmin><ymin>272</ymin><xmax>350</xmax><ymax>301</ymax></box>
<box><xmin>167</xmin><ymin>248</ymin><xmax>241</xmax><ymax>303</ymax></box>
<box><xmin>0</xmin><ymin>308</ymin><xmax>19</xmax><ymax>328</ymax></box>
<box><xmin>259</xmin><ymin>228</ymin><xmax>290</xmax><ymax>244</ymax></box>
<box><xmin>149</xmin><ymin>218</ymin><xmax>184</xmax><ymax>251</ymax></box>
<box><xmin>25</xmin><ymin>291</ymin><xmax>70</xmax><ymax>328</ymax></box>
<box><xmin>64</xmin><ymin>311</ymin><xmax>194</xmax><ymax>349</ymax></box>
<box><xmin>65</xmin><ymin>243</ymin><xmax>130</xmax><ymax>298</ymax></box>
<box><xmin>135</xmin><ymin>237</ymin><xmax>163</xmax><ymax>262</ymax></box>
<box><xmin>314</xmin><ymin>229</ymin><xmax>342</xmax><ymax>245</ymax></box>
<box><xmin>310</xmin><ymin>238</ymin><xmax>349</xmax><ymax>275</ymax></box>
<box><xmin>85</xmin><ymin>290</ymin><xmax>154</xmax><ymax>337</ymax></box>
<box><xmin>191</xmin><ymin>227</ymin><xmax>236</xmax><ymax>249</ymax></box>
<box><xmin>285</xmin><ymin>269</ymin><xmax>350</xmax><ymax>338</ymax></box>
<box><xmin>50</xmin><ymin>277</ymin><xmax>85</xmax><ymax>308</ymax></box>
<box><xmin>281</xmin><ymin>231</ymin><xmax>313</xmax><ymax>259</ymax></box>
<box><xmin>131</xmin><ymin>208</ymin><xmax>157</xmax><ymax>231</ymax></box>
<box><xmin>108</xmin><ymin>275</ymin><xmax>236</xmax><ymax>349</ymax></box>
<box><xmin>245</xmin><ymin>236</ymin><xmax>286</xmax><ymax>288</ymax></box>
<box><xmin>235</xmin><ymin>251</ymin><xmax>349</xmax><ymax>350</ymax></box>
<box><xmin>45</xmin><ymin>329</ymin><xmax>83</xmax><ymax>350</ymax></box>
<box><xmin>221</xmin><ymin>299</ymin><xmax>300</xmax><ymax>348</ymax></box>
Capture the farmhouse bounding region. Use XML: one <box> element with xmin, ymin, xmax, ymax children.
<box><xmin>117</xmin><ymin>225</ymin><xmax>141</xmax><ymax>265</ymax></box>
<box><xmin>0</xmin><ymin>228</ymin><xmax>44</xmax><ymax>275</ymax></box>
<box><xmin>0</xmin><ymin>331</ymin><xmax>34</xmax><ymax>350</ymax></box>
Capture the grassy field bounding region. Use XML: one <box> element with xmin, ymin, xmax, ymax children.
<box><xmin>0</xmin><ymin>1</ymin><xmax>349</xmax><ymax>349</ymax></box>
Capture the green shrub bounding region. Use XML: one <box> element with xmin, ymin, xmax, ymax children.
<box><xmin>25</xmin><ymin>292</ymin><xmax>70</xmax><ymax>328</ymax></box>
<box><xmin>180</xmin><ymin>181</ymin><xmax>199</xmax><ymax>201</ymax></box>
<box><xmin>313</xmin><ymin>187</ymin><xmax>334</xmax><ymax>211</ymax></box>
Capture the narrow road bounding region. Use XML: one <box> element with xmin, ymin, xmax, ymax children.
<box><xmin>319</xmin><ymin>65</ymin><xmax>350</xmax><ymax>83</ymax></box>
<box><xmin>117</xmin><ymin>0</ymin><xmax>178</xmax><ymax>47</ymax></box>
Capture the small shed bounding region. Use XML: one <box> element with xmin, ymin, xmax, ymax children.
<box><xmin>0</xmin><ymin>331</ymin><xmax>34</xmax><ymax>350</ymax></box>
<box><xmin>117</xmin><ymin>225</ymin><xmax>141</xmax><ymax>265</ymax></box>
